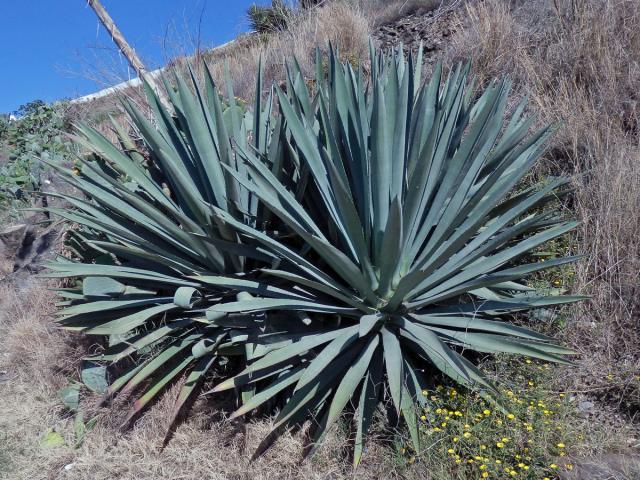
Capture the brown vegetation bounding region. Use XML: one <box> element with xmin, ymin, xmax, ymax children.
<box><xmin>446</xmin><ymin>0</ymin><xmax>640</xmax><ymax>413</ymax></box>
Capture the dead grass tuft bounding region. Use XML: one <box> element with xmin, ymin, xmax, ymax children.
<box><xmin>0</xmin><ymin>281</ymin><xmax>75</xmax><ymax>388</ymax></box>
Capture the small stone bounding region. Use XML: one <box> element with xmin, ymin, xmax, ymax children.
<box><xmin>0</xmin><ymin>224</ymin><xmax>28</xmax><ymax>257</ymax></box>
<box><xmin>578</xmin><ymin>400</ymin><xmax>595</xmax><ymax>412</ymax></box>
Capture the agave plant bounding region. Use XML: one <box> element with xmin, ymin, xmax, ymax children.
<box><xmin>43</xmin><ymin>62</ymin><xmax>285</xmax><ymax>438</ymax></box>
<box><xmin>200</xmin><ymin>46</ymin><xmax>582</xmax><ymax>464</ymax></box>
<box><xmin>47</xmin><ymin>44</ymin><xmax>580</xmax><ymax>465</ymax></box>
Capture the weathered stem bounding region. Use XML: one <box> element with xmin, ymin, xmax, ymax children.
<box><xmin>85</xmin><ymin>0</ymin><xmax>169</xmax><ymax>107</ymax></box>
<box><xmin>86</xmin><ymin>0</ymin><xmax>148</xmax><ymax>78</ymax></box>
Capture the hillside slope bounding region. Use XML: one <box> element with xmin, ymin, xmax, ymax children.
<box><xmin>1</xmin><ymin>1</ymin><xmax>639</xmax><ymax>479</ymax></box>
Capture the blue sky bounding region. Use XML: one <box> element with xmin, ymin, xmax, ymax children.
<box><xmin>0</xmin><ymin>0</ymin><xmax>266</xmax><ymax>113</ymax></box>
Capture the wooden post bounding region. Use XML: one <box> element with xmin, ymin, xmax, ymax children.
<box><xmin>87</xmin><ymin>0</ymin><xmax>148</xmax><ymax>78</ymax></box>
<box><xmin>85</xmin><ymin>0</ymin><xmax>169</xmax><ymax>107</ymax></box>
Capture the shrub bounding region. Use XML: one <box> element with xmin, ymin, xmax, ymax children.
<box><xmin>0</xmin><ymin>100</ymin><xmax>74</xmax><ymax>215</ymax></box>
<box><xmin>47</xmin><ymin>46</ymin><xmax>581</xmax><ymax>464</ymax></box>
<box><xmin>247</xmin><ymin>1</ymin><xmax>292</xmax><ymax>33</ymax></box>
<box><xmin>413</xmin><ymin>358</ymin><xmax>579</xmax><ymax>478</ymax></box>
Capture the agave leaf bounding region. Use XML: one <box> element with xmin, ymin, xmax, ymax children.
<box><xmin>229</xmin><ymin>367</ymin><xmax>304</xmax><ymax>420</ymax></box>
<box><xmin>353</xmin><ymin>347</ymin><xmax>383</xmax><ymax>467</ymax></box>
<box><xmin>304</xmin><ymin>335</ymin><xmax>379</xmax><ymax>458</ymax></box>
<box><xmin>381</xmin><ymin>327</ymin><xmax>403</xmax><ymax>413</ymax></box>
<box><xmin>163</xmin><ymin>354</ymin><xmax>217</xmax><ymax>447</ymax></box>
<box><xmin>122</xmin><ymin>354</ymin><xmax>195</xmax><ymax>428</ymax></box>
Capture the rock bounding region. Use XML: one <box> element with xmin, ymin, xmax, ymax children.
<box><xmin>372</xmin><ymin>4</ymin><xmax>460</xmax><ymax>54</ymax></box>
<box><xmin>0</xmin><ymin>371</ymin><xmax>15</xmax><ymax>384</ymax></box>
<box><xmin>0</xmin><ymin>223</ymin><xmax>28</xmax><ymax>257</ymax></box>
<box><xmin>1</xmin><ymin>219</ymin><xmax>63</xmax><ymax>288</ymax></box>
<box><xmin>559</xmin><ymin>454</ymin><xmax>640</xmax><ymax>480</ymax></box>
<box><xmin>11</xmin><ymin>223</ymin><xmax>63</xmax><ymax>275</ymax></box>
<box><xmin>578</xmin><ymin>400</ymin><xmax>595</xmax><ymax>412</ymax></box>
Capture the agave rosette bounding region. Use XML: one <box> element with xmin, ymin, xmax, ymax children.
<box><xmin>45</xmin><ymin>44</ymin><xmax>581</xmax><ymax>464</ymax></box>
<box><xmin>202</xmin><ymin>46</ymin><xmax>582</xmax><ymax>463</ymax></box>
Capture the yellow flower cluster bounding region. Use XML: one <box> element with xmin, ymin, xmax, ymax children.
<box><xmin>403</xmin><ymin>358</ymin><xmax>581</xmax><ymax>479</ymax></box>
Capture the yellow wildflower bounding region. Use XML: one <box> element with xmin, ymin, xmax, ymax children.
<box><xmin>507</xmin><ymin>413</ymin><xmax>515</xmax><ymax>420</ymax></box>
<box><xmin>496</xmin><ymin>442</ymin><xmax>505</xmax><ymax>448</ymax></box>
<box><xmin>463</xmin><ymin>432</ymin><xmax>472</xmax><ymax>438</ymax></box>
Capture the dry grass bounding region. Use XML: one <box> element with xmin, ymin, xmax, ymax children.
<box><xmin>447</xmin><ymin>0</ymin><xmax>640</xmax><ymax>407</ymax></box>
<box><xmin>198</xmin><ymin>1</ymin><xmax>371</xmax><ymax>101</ymax></box>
